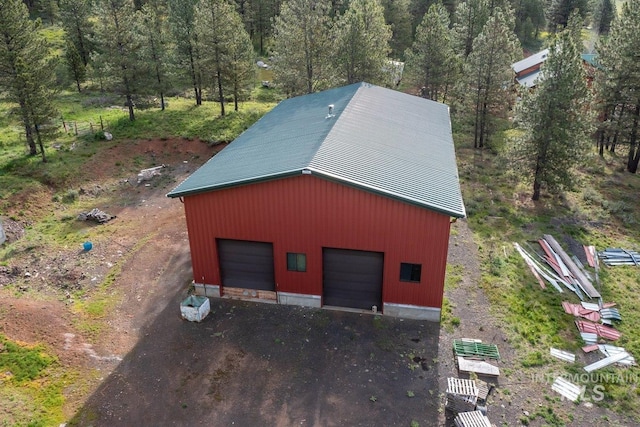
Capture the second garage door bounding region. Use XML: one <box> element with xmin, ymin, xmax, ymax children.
<box><xmin>217</xmin><ymin>239</ymin><xmax>275</xmax><ymax>291</ymax></box>
<box><xmin>323</xmin><ymin>248</ymin><xmax>383</xmax><ymax>310</ymax></box>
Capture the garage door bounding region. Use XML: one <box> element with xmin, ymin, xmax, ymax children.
<box><xmin>323</xmin><ymin>248</ymin><xmax>383</xmax><ymax>310</ymax></box>
<box><xmin>217</xmin><ymin>239</ymin><xmax>275</xmax><ymax>291</ymax></box>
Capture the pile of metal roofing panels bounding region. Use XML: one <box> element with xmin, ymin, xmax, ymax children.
<box><xmin>561</xmin><ymin>301</ymin><xmax>622</xmax><ymax>325</ymax></box>
<box><xmin>575</xmin><ymin>320</ymin><xmax>622</xmax><ymax>341</ymax></box>
<box><xmin>513</xmin><ymin>242</ymin><xmax>565</xmax><ymax>293</ymax></box>
<box><xmin>580</xmin><ymin>332</ymin><xmax>599</xmax><ymax>345</ymax></box>
<box><xmin>541</xmin><ymin>235</ymin><xmax>601</xmax><ymax>298</ymax></box>
<box><xmin>585</xmin><ymin>352</ymin><xmax>632</xmax><ymax>372</ymax></box>
<box><xmin>550</xmin><ymin>347</ymin><xmax>576</xmax><ymax>363</ymax></box>
<box><xmin>598</xmin><ymin>248</ymin><xmax>640</xmax><ymax>266</ymax></box>
<box><xmin>600</xmin><ymin>307</ymin><xmax>621</xmax><ymax>324</ymax></box>
<box><xmin>582</xmin><ymin>345</ymin><xmax>636</xmax><ymax>372</ymax></box>
<box><xmin>514</xmin><ymin>235</ymin><xmax>603</xmax><ymax>300</ymax></box>
<box><xmin>552</xmin><ymin>377</ymin><xmax>585</xmax><ymax>402</ymax></box>
<box><xmin>453</xmin><ymin>339</ymin><xmax>500</xmax><ymax>360</ymax></box>
<box><xmin>561</xmin><ymin>301</ymin><xmax>600</xmax><ymax>322</ymax></box>
<box><xmin>599</xmin><ymin>345</ymin><xmax>636</xmax><ymax>365</ymax></box>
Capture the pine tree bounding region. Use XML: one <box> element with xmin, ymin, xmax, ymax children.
<box><xmin>594</xmin><ymin>0</ymin><xmax>614</xmax><ymax>35</ymax></box>
<box><xmin>272</xmin><ymin>0</ymin><xmax>335</xmax><ymax>95</ymax></box>
<box><xmin>547</xmin><ymin>0</ymin><xmax>589</xmax><ymax>31</ymax></box>
<box><xmin>405</xmin><ymin>3</ymin><xmax>459</xmax><ymax>101</ymax></box>
<box><xmin>238</xmin><ymin>0</ymin><xmax>280</xmax><ymax>56</ymax></box>
<box><xmin>409</xmin><ymin>0</ymin><xmax>456</xmax><ymax>33</ymax></box>
<box><xmin>60</xmin><ymin>0</ymin><xmax>93</xmax><ymax>93</ymax></box>
<box><xmin>221</xmin><ymin>6</ymin><xmax>256</xmax><ymax>112</ymax></box>
<box><xmin>334</xmin><ymin>0</ymin><xmax>391</xmax><ymax>86</ymax></box>
<box><xmin>594</xmin><ymin>0</ymin><xmax>640</xmax><ymax>173</ymax></box>
<box><xmin>64</xmin><ymin>35</ymin><xmax>86</xmax><ymax>93</ymax></box>
<box><xmin>195</xmin><ymin>0</ymin><xmax>239</xmax><ymax>116</ymax></box>
<box><xmin>93</xmin><ymin>0</ymin><xmax>141</xmax><ymax>121</ymax></box>
<box><xmin>168</xmin><ymin>0</ymin><xmax>204</xmax><ymax>105</ymax></box>
<box><xmin>0</xmin><ymin>0</ymin><xmax>58</xmax><ymax>160</ymax></box>
<box><xmin>510</xmin><ymin>19</ymin><xmax>592</xmax><ymax>200</ymax></box>
<box><xmin>194</xmin><ymin>0</ymin><xmax>254</xmax><ymax>115</ymax></box>
<box><xmin>453</xmin><ymin>0</ymin><xmax>490</xmax><ymax>58</ymax></box>
<box><xmin>137</xmin><ymin>0</ymin><xmax>171</xmax><ymax>110</ymax></box>
<box><xmin>380</xmin><ymin>0</ymin><xmax>412</xmax><ymax>60</ymax></box>
<box><xmin>461</xmin><ymin>8</ymin><xmax>520</xmax><ymax>149</ymax></box>
<box><xmin>59</xmin><ymin>0</ymin><xmax>94</xmax><ymax>67</ymax></box>
<box><xmin>513</xmin><ymin>0</ymin><xmax>545</xmax><ymax>46</ymax></box>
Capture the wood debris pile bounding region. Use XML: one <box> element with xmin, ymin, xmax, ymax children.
<box><xmin>137</xmin><ymin>165</ymin><xmax>165</xmax><ymax>184</ymax></box>
<box><xmin>77</xmin><ymin>208</ymin><xmax>116</xmax><ymax>224</ymax></box>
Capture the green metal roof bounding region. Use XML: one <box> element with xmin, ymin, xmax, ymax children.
<box><xmin>581</xmin><ymin>53</ymin><xmax>598</xmax><ymax>68</ymax></box>
<box><xmin>167</xmin><ymin>82</ymin><xmax>466</xmax><ymax>218</ymax></box>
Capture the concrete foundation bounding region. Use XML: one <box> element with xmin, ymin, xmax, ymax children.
<box><xmin>383</xmin><ymin>302</ymin><xmax>441</xmax><ymax>322</ymax></box>
<box><xmin>193</xmin><ymin>283</ymin><xmax>220</xmax><ymax>298</ymax></box>
<box><xmin>277</xmin><ymin>292</ymin><xmax>321</xmax><ymax>308</ymax></box>
<box><xmin>193</xmin><ymin>284</ymin><xmax>438</xmax><ymax>321</ymax></box>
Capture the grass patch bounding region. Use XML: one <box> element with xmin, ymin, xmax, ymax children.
<box><xmin>440</xmin><ymin>297</ymin><xmax>460</xmax><ymax>332</ymax></box>
<box><xmin>445</xmin><ymin>264</ymin><xmax>464</xmax><ymax>290</ymax></box>
<box><xmin>0</xmin><ymin>335</ymin><xmax>55</xmax><ymax>382</ymax></box>
<box><xmin>0</xmin><ymin>334</ymin><xmax>69</xmax><ymax>426</ymax></box>
<box><xmin>7</xmin><ymin>90</ymin><xmax>276</xmax><ymax>151</ymax></box>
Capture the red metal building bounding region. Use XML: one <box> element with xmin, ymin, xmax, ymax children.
<box><xmin>168</xmin><ymin>83</ymin><xmax>465</xmax><ymax>321</ymax></box>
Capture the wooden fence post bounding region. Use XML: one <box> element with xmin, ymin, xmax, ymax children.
<box><xmin>100</xmin><ymin>116</ymin><xmax>104</xmax><ymax>130</ymax></box>
<box><xmin>74</xmin><ymin>122</ymin><xmax>78</xmax><ymax>136</ymax></box>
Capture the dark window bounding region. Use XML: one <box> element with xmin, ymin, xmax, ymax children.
<box><xmin>400</xmin><ymin>263</ymin><xmax>421</xmax><ymax>282</ymax></box>
<box><xmin>287</xmin><ymin>253</ymin><xmax>307</xmax><ymax>272</ymax></box>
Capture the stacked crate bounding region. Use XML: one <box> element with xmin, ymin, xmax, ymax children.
<box><xmin>454</xmin><ymin>410</ymin><xmax>492</xmax><ymax>427</ymax></box>
<box><xmin>446</xmin><ymin>377</ymin><xmax>478</xmax><ymax>414</ymax></box>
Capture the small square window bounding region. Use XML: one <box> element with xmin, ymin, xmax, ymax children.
<box><xmin>400</xmin><ymin>263</ymin><xmax>421</xmax><ymax>282</ymax></box>
<box><xmin>287</xmin><ymin>253</ymin><xmax>306</xmax><ymax>272</ymax></box>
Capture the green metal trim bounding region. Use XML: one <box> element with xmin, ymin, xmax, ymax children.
<box><xmin>166</xmin><ymin>170</ymin><xmax>304</xmax><ymax>198</ymax></box>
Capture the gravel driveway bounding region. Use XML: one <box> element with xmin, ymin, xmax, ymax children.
<box><xmin>70</xmin><ymin>294</ymin><xmax>442</xmax><ymax>426</ymax></box>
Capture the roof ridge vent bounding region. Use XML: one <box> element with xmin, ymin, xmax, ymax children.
<box><xmin>325</xmin><ymin>104</ymin><xmax>335</xmax><ymax>119</ymax></box>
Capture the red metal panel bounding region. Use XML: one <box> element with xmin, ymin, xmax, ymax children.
<box><xmin>182</xmin><ymin>174</ymin><xmax>452</xmax><ymax>309</ymax></box>
<box><xmin>516</xmin><ymin>64</ymin><xmax>542</xmax><ymax>78</ymax></box>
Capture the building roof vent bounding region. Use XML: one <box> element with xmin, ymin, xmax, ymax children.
<box><xmin>326</xmin><ymin>104</ymin><xmax>335</xmax><ymax>119</ymax></box>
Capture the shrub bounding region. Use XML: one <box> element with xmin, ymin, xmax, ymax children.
<box><xmin>62</xmin><ymin>189</ymin><xmax>78</xmax><ymax>203</ymax></box>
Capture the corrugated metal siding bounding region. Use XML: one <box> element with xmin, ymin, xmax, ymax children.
<box><xmin>183</xmin><ymin>174</ymin><xmax>451</xmax><ymax>309</ymax></box>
